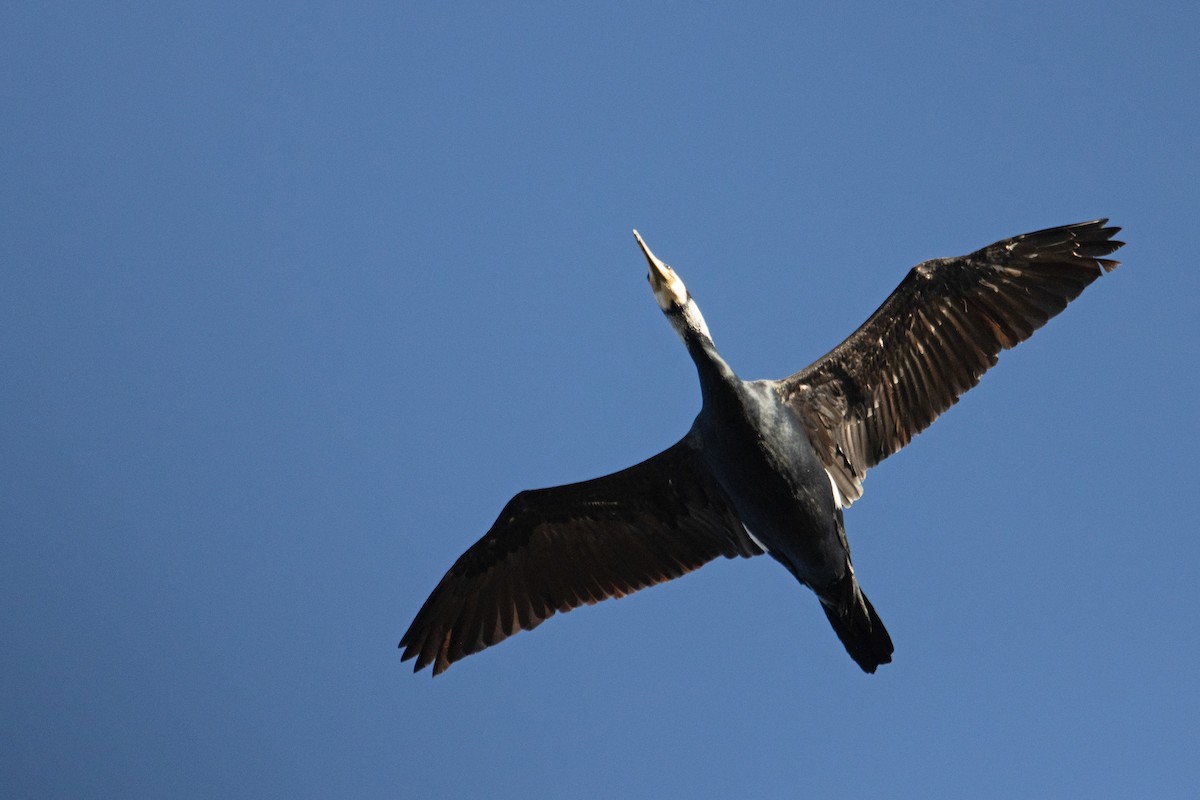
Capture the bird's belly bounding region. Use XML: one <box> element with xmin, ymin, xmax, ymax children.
<box><xmin>703</xmin><ymin>428</ymin><xmax>847</xmax><ymax>587</ymax></box>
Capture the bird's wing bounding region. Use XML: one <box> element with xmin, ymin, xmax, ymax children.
<box><xmin>400</xmin><ymin>431</ymin><xmax>761</xmax><ymax>675</ymax></box>
<box><xmin>777</xmin><ymin>219</ymin><xmax>1123</xmax><ymax>507</ymax></box>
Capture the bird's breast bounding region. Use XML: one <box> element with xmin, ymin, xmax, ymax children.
<box><xmin>696</xmin><ymin>384</ymin><xmax>846</xmax><ymax>583</ymax></box>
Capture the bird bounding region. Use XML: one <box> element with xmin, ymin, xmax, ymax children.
<box><xmin>401</xmin><ymin>220</ymin><xmax>1123</xmax><ymax>676</ymax></box>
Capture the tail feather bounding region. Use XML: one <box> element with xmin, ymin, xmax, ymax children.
<box><xmin>819</xmin><ymin>574</ymin><xmax>893</xmax><ymax>673</ymax></box>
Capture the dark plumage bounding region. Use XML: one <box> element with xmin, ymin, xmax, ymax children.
<box><xmin>401</xmin><ymin>220</ymin><xmax>1123</xmax><ymax>675</ymax></box>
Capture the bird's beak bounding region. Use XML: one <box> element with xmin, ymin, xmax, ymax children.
<box><xmin>633</xmin><ymin>229</ymin><xmax>688</xmax><ymax>309</ymax></box>
<box><xmin>633</xmin><ymin>229</ymin><xmax>672</xmax><ymax>291</ymax></box>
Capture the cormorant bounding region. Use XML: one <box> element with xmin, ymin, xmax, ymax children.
<box><xmin>401</xmin><ymin>220</ymin><xmax>1123</xmax><ymax>675</ymax></box>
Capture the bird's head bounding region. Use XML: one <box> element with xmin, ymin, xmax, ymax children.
<box><xmin>633</xmin><ymin>230</ymin><xmax>713</xmax><ymax>344</ymax></box>
<box><xmin>634</xmin><ymin>229</ymin><xmax>689</xmax><ymax>311</ymax></box>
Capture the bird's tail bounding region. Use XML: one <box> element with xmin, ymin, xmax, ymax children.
<box><xmin>818</xmin><ymin>571</ymin><xmax>894</xmax><ymax>673</ymax></box>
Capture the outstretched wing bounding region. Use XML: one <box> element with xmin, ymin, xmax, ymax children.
<box><xmin>778</xmin><ymin>219</ymin><xmax>1123</xmax><ymax>507</ymax></box>
<box><xmin>400</xmin><ymin>430</ymin><xmax>761</xmax><ymax>675</ymax></box>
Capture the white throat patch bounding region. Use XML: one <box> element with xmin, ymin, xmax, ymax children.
<box><xmin>680</xmin><ymin>298</ymin><xmax>713</xmax><ymax>342</ymax></box>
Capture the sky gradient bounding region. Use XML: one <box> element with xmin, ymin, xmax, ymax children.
<box><xmin>3</xmin><ymin>3</ymin><xmax>1199</xmax><ymax>798</ymax></box>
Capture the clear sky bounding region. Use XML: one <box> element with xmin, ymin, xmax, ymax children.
<box><xmin>3</xmin><ymin>2</ymin><xmax>1198</xmax><ymax>798</ymax></box>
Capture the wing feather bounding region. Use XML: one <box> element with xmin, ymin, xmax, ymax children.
<box><xmin>400</xmin><ymin>431</ymin><xmax>760</xmax><ymax>675</ymax></box>
<box><xmin>778</xmin><ymin>219</ymin><xmax>1123</xmax><ymax>506</ymax></box>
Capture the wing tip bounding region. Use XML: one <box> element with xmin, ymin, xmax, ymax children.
<box><xmin>1003</xmin><ymin>218</ymin><xmax>1125</xmax><ymax>274</ymax></box>
<box><xmin>399</xmin><ymin>637</ymin><xmax>452</xmax><ymax>677</ymax></box>
<box><xmin>1071</xmin><ymin>218</ymin><xmax>1124</xmax><ymax>273</ymax></box>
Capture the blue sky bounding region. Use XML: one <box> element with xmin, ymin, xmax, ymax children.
<box><xmin>3</xmin><ymin>2</ymin><xmax>1198</xmax><ymax>797</ymax></box>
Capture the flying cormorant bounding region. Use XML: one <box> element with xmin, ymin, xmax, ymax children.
<box><xmin>401</xmin><ymin>220</ymin><xmax>1123</xmax><ymax>675</ymax></box>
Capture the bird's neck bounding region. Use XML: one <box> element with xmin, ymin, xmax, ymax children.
<box><xmin>664</xmin><ymin>298</ymin><xmax>737</xmax><ymax>397</ymax></box>
<box><xmin>681</xmin><ymin>321</ymin><xmax>739</xmax><ymax>401</ymax></box>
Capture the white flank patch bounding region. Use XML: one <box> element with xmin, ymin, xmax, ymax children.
<box><xmin>742</xmin><ymin>523</ymin><xmax>769</xmax><ymax>553</ymax></box>
<box><xmin>826</xmin><ymin>469</ymin><xmax>847</xmax><ymax>509</ymax></box>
